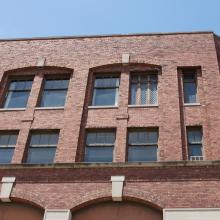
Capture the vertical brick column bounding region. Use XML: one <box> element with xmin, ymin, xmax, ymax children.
<box><xmin>114</xmin><ymin>68</ymin><xmax>129</xmax><ymax>162</ymax></box>
<box><xmin>12</xmin><ymin>74</ymin><xmax>43</xmax><ymax>163</ymax></box>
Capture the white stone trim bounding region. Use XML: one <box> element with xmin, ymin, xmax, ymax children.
<box><xmin>43</xmin><ymin>209</ymin><xmax>72</xmax><ymax>220</ymax></box>
<box><xmin>111</xmin><ymin>176</ymin><xmax>125</xmax><ymax>202</ymax></box>
<box><xmin>37</xmin><ymin>57</ymin><xmax>46</xmax><ymax>67</ymax></box>
<box><xmin>0</xmin><ymin>177</ymin><xmax>16</xmax><ymax>202</ymax></box>
<box><xmin>122</xmin><ymin>53</ymin><xmax>130</xmax><ymax>64</ymax></box>
<box><xmin>163</xmin><ymin>208</ymin><xmax>220</xmax><ymax>220</ymax></box>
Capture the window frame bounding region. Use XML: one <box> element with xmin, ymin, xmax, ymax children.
<box><xmin>187</xmin><ymin>127</ymin><xmax>203</xmax><ymax>160</ymax></box>
<box><xmin>182</xmin><ymin>69</ymin><xmax>198</xmax><ymax>104</ymax></box>
<box><xmin>91</xmin><ymin>74</ymin><xmax>120</xmax><ymax>107</ymax></box>
<box><xmin>0</xmin><ymin>131</ymin><xmax>18</xmax><ymax>164</ymax></box>
<box><xmin>38</xmin><ymin>75</ymin><xmax>70</xmax><ymax>108</ymax></box>
<box><xmin>25</xmin><ymin>130</ymin><xmax>59</xmax><ymax>164</ymax></box>
<box><xmin>129</xmin><ymin>72</ymin><xmax>158</xmax><ymax>106</ymax></box>
<box><xmin>127</xmin><ymin>128</ymin><xmax>159</xmax><ymax>162</ymax></box>
<box><xmin>2</xmin><ymin>76</ymin><xmax>34</xmax><ymax>109</ymax></box>
<box><xmin>84</xmin><ymin>130</ymin><xmax>116</xmax><ymax>163</ymax></box>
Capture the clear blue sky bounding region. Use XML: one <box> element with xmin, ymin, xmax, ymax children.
<box><xmin>0</xmin><ymin>0</ymin><xmax>220</xmax><ymax>39</ymax></box>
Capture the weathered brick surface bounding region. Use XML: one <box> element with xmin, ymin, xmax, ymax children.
<box><xmin>0</xmin><ymin>32</ymin><xmax>219</xmax><ymax>210</ymax></box>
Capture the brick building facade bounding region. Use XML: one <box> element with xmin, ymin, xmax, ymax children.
<box><xmin>0</xmin><ymin>31</ymin><xmax>220</xmax><ymax>219</ymax></box>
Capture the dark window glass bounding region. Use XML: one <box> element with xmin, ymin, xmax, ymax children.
<box><xmin>128</xmin><ymin>130</ymin><xmax>158</xmax><ymax>162</ymax></box>
<box><xmin>26</xmin><ymin>132</ymin><xmax>59</xmax><ymax>164</ymax></box>
<box><xmin>4</xmin><ymin>79</ymin><xmax>33</xmax><ymax>108</ymax></box>
<box><xmin>183</xmin><ymin>72</ymin><xmax>197</xmax><ymax>103</ymax></box>
<box><xmin>187</xmin><ymin>128</ymin><xmax>203</xmax><ymax>159</ymax></box>
<box><xmin>130</xmin><ymin>74</ymin><xmax>157</xmax><ymax>105</ymax></box>
<box><xmin>40</xmin><ymin>78</ymin><xmax>69</xmax><ymax>107</ymax></box>
<box><xmin>85</xmin><ymin>131</ymin><xmax>115</xmax><ymax>162</ymax></box>
<box><xmin>0</xmin><ymin>133</ymin><xmax>18</xmax><ymax>164</ymax></box>
<box><xmin>92</xmin><ymin>76</ymin><xmax>119</xmax><ymax>106</ymax></box>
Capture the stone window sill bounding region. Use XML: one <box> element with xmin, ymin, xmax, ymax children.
<box><xmin>0</xmin><ymin>108</ymin><xmax>26</xmax><ymax>112</ymax></box>
<box><xmin>184</xmin><ymin>103</ymin><xmax>201</xmax><ymax>107</ymax></box>
<box><xmin>88</xmin><ymin>106</ymin><xmax>118</xmax><ymax>109</ymax></box>
<box><xmin>35</xmin><ymin>107</ymin><xmax>65</xmax><ymax>110</ymax></box>
<box><xmin>128</xmin><ymin>104</ymin><xmax>158</xmax><ymax>108</ymax></box>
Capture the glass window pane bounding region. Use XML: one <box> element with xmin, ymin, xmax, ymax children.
<box><xmin>184</xmin><ymin>82</ymin><xmax>197</xmax><ymax>103</ymax></box>
<box><xmin>40</xmin><ymin>90</ymin><xmax>67</xmax><ymax>107</ymax></box>
<box><xmin>39</xmin><ymin>134</ymin><xmax>50</xmax><ymax>145</ymax></box>
<box><xmin>128</xmin><ymin>132</ymin><xmax>138</xmax><ymax>144</ymax></box>
<box><xmin>24</xmin><ymin>80</ymin><xmax>33</xmax><ymax>90</ymax></box>
<box><xmin>9</xmin><ymin>81</ymin><xmax>17</xmax><ymax>90</ymax></box>
<box><xmin>96</xmin><ymin>132</ymin><xmax>107</xmax><ymax>144</ymax></box>
<box><xmin>130</xmin><ymin>84</ymin><xmax>138</xmax><ymax>105</ymax></box>
<box><xmin>141</xmin><ymin>84</ymin><xmax>148</xmax><ymax>105</ymax></box>
<box><xmin>30</xmin><ymin>134</ymin><xmax>41</xmax><ymax>146</ymax></box>
<box><xmin>14</xmin><ymin>81</ymin><xmax>26</xmax><ymax>90</ymax></box>
<box><xmin>188</xmin><ymin>129</ymin><xmax>202</xmax><ymax>144</ymax></box>
<box><xmin>45</xmin><ymin>80</ymin><xmax>55</xmax><ymax>89</ymax></box>
<box><xmin>150</xmin><ymin>83</ymin><xmax>157</xmax><ymax>104</ymax></box>
<box><xmin>92</xmin><ymin>89</ymin><xmax>116</xmax><ymax>106</ymax></box>
<box><xmin>147</xmin><ymin>131</ymin><xmax>158</xmax><ymax>143</ymax></box>
<box><xmin>0</xmin><ymin>135</ymin><xmax>10</xmax><ymax>146</ymax></box>
<box><xmin>86</xmin><ymin>133</ymin><xmax>97</xmax><ymax>145</ymax></box>
<box><xmin>0</xmin><ymin>148</ymin><xmax>14</xmax><ymax>164</ymax></box>
<box><xmin>49</xmin><ymin>133</ymin><xmax>59</xmax><ymax>145</ymax></box>
<box><xmin>104</xmin><ymin>132</ymin><xmax>115</xmax><ymax>144</ymax></box>
<box><xmin>4</xmin><ymin>91</ymin><xmax>29</xmax><ymax>108</ymax></box>
<box><xmin>189</xmin><ymin>144</ymin><xmax>202</xmax><ymax>157</ymax></box>
<box><xmin>8</xmin><ymin>135</ymin><xmax>18</xmax><ymax>146</ymax></box>
<box><xmin>61</xmin><ymin>79</ymin><xmax>69</xmax><ymax>89</ymax></box>
<box><xmin>85</xmin><ymin>147</ymin><xmax>113</xmax><ymax>162</ymax></box>
<box><xmin>138</xmin><ymin>132</ymin><xmax>148</xmax><ymax>144</ymax></box>
<box><xmin>26</xmin><ymin>147</ymin><xmax>56</xmax><ymax>164</ymax></box>
<box><xmin>128</xmin><ymin>146</ymin><xmax>157</xmax><ymax>162</ymax></box>
<box><xmin>95</xmin><ymin>78</ymin><xmax>119</xmax><ymax>88</ymax></box>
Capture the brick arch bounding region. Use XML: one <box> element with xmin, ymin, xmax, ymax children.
<box><xmin>71</xmin><ymin>196</ymin><xmax>162</xmax><ymax>220</ymax></box>
<box><xmin>89</xmin><ymin>62</ymin><xmax>161</xmax><ymax>73</ymax></box>
<box><xmin>70</xmin><ymin>187</ymin><xmax>163</xmax><ymax>212</ymax></box>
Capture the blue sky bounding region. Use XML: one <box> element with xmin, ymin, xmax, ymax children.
<box><xmin>0</xmin><ymin>0</ymin><xmax>220</xmax><ymax>39</ymax></box>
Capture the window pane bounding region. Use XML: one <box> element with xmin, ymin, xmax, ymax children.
<box><xmin>30</xmin><ymin>134</ymin><xmax>41</xmax><ymax>146</ymax></box>
<box><xmin>188</xmin><ymin>129</ymin><xmax>202</xmax><ymax>144</ymax></box>
<box><xmin>4</xmin><ymin>91</ymin><xmax>29</xmax><ymax>108</ymax></box>
<box><xmin>45</xmin><ymin>79</ymin><xmax>69</xmax><ymax>90</ymax></box>
<box><xmin>150</xmin><ymin>83</ymin><xmax>157</xmax><ymax>104</ymax></box>
<box><xmin>26</xmin><ymin>147</ymin><xmax>56</xmax><ymax>164</ymax></box>
<box><xmin>24</xmin><ymin>80</ymin><xmax>33</xmax><ymax>90</ymax></box>
<box><xmin>0</xmin><ymin>135</ymin><xmax>10</xmax><ymax>146</ymax></box>
<box><xmin>39</xmin><ymin>134</ymin><xmax>50</xmax><ymax>145</ymax></box>
<box><xmin>128</xmin><ymin>132</ymin><xmax>138</xmax><ymax>144</ymax></box>
<box><xmin>86</xmin><ymin>133</ymin><xmax>97</xmax><ymax>145</ymax></box>
<box><xmin>129</xmin><ymin>131</ymin><xmax>158</xmax><ymax>144</ymax></box>
<box><xmin>184</xmin><ymin>82</ymin><xmax>197</xmax><ymax>103</ymax></box>
<box><xmin>0</xmin><ymin>148</ymin><xmax>14</xmax><ymax>164</ymax></box>
<box><xmin>49</xmin><ymin>133</ymin><xmax>59</xmax><ymax>145</ymax></box>
<box><xmin>130</xmin><ymin>84</ymin><xmax>138</xmax><ymax>105</ymax></box>
<box><xmin>140</xmin><ymin>84</ymin><xmax>148</xmax><ymax>105</ymax></box>
<box><xmin>40</xmin><ymin>90</ymin><xmax>67</xmax><ymax>107</ymax></box>
<box><xmin>147</xmin><ymin>131</ymin><xmax>158</xmax><ymax>143</ymax></box>
<box><xmin>93</xmin><ymin>89</ymin><xmax>117</xmax><ymax>106</ymax></box>
<box><xmin>189</xmin><ymin>144</ymin><xmax>202</xmax><ymax>157</ymax></box>
<box><xmin>128</xmin><ymin>146</ymin><xmax>157</xmax><ymax>162</ymax></box>
<box><xmin>95</xmin><ymin>78</ymin><xmax>119</xmax><ymax>88</ymax></box>
<box><xmin>85</xmin><ymin>147</ymin><xmax>113</xmax><ymax>162</ymax></box>
<box><xmin>8</xmin><ymin>135</ymin><xmax>18</xmax><ymax>146</ymax></box>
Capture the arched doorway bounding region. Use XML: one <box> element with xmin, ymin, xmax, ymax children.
<box><xmin>0</xmin><ymin>201</ymin><xmax>44</xmax><ymax>220</ymax></box>
<box><xmin>72</xmin><ymin>201</ymin><xmax>162</xmax><ymax>220</ymax></box>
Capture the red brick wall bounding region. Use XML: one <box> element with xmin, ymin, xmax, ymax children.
<box><xmin>0</xmin><ymin>32</ymin><xmax>220</xmax><ymax>210</ymax></box>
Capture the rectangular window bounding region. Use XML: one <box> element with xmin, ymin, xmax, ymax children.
<box><xmin>40</xmin><ymin>77</ymin><xmax>69</xmax><ymax>107</ymax></box>
<box><xmin>0</xmin><ymin>132</ymin><xmax>18</xmax><ymax>164</ymax></box>
<box><xmin>130</xmin><ymin>74</ymin><xmax>157</xmax><ymax>105</ymax></box>
<box><xmin>92</xmin><ymin>76</ymin><xmax>119</xmax><ymax>106</ymax></box>
<box><xmin>187</xmin><ymin>127</ymin><xmax>203</xmax><ymax>160</ymax></box>
<box><xmin>3</xmin><ymin>79</ymin><xmax>33</xmax><ymax>108</ymax></box>
<box><xmin>85</xmin><ymin>131</ymin><xmax>115</xmax><ymax>162</ymax></box>
<box><xmin>183</xmin><ymin>70</ymin><xmax>197</xmax><ymax>103</ymax></box>
<box><xmin>26</xmin><ymin>131</ymin><xmax>59</xmax><ymax>164</ymax></box>
<box><xmin>128</xmin><ymin>129</ymin><xmax>158</xmax><ymax>162</ymax></box>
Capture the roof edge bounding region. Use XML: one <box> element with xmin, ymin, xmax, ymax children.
<box><xmin>0</xmin><ymin>31</ymin><xmax>215</xmax><ymax>42</ymax></box>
